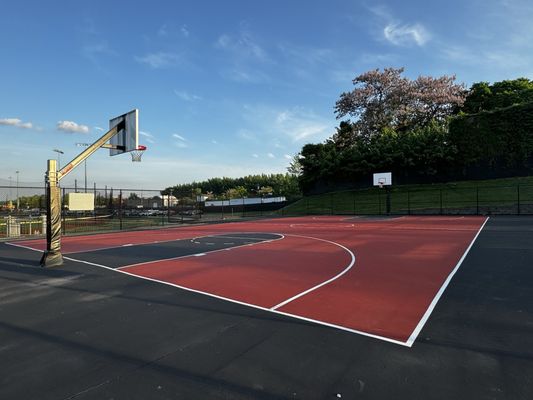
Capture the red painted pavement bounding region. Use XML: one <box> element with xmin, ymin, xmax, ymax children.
<box><xmin>12</xmin><ymin>216</ymin><xmax>486</xmax><ymax>344</ymax></box>
<box><xmin>123</xmin><ymin>235</ymin><xmax>351</xmax><ymax>308</ymax></box>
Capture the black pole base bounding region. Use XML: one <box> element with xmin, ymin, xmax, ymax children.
<box><xmin>40</xmin><ymin>251</ymin><xmax>64</xmax><ymax>268</ymax></box>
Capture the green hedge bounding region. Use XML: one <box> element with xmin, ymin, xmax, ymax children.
<box><xmin>449</xmin><ymin>101</ymin><xmax>533</xmax><ymax>168</ymax></box>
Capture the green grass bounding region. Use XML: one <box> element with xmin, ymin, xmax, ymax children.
<box><xmin>282</xmin><ymin>176</ymin><xmax>533</xmax><ymax>215</ymax></box>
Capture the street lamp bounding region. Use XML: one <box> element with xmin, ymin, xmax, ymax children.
<box><xmin>76</xmin><ymin>143</ymin><xmax>90</xmax><ymax>192</ymax></box>
<box><xmin>53</xmin><ymin>148</ymin><xmax>64</xmax><ymax>169</ymax></box>
<box><xmin>16</xmin><ymin>170</ymin><xmax>19</xmax><ymax>210</ymax></box>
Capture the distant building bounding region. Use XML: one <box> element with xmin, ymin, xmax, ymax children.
<box><xmin>126</xmin><ymin>195</ymin><xmax>178</xmax><ymax>209</ymax></box>
<box><xmin>204</xmin><ymin>197</ymin><xmax>286</xmax><ymax>207</ymax></box>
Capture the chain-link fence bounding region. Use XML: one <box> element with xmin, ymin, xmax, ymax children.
<box><xmin>4</xmin><ymin>183</ymin><xmax>528</xmax><ymax>239</ymax></box>
<box><xmin>283</xmin><ymin>184</ymin><xmax>533</xmax><ymax>216</ymax></box>
<box><xmin>0</xmin><ymin>185</ymin><xmax>288</xmax><ymax>239</ymax></box>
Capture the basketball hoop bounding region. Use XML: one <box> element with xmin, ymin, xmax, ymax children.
<box><xmin>378</xmin><ymin>178</ymin><xmax>385</xmax><ymax>188</ymax></box>
<box><xmin>130</xmin><ymin>145</ymin><xmax>146</xmax><ymax>162</ymax></box>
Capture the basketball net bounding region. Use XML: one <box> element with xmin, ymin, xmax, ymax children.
<box><xmin>131</xmin><ymin>145</ymin><xmax>146</xmax><ymax>162</ymax></box>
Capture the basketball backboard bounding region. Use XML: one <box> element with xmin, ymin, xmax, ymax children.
<box><xmin>109</xmin><ymin>109</ymin><xmax>139</xmax><ymax>156</ymax></box>
<box><xmin>373</xmin><ymin>172</ymin><xmax>392</xmax><ymax>187</ymax></box>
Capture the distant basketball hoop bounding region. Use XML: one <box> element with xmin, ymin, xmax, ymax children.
<box><xmin>378</xmin><ymin>178</ymin><xmax>386</xmax><ymax>188</ymax></box>
<box><xmin>130</xmin><ymin>145</ymin><xmax>147</xmax><ymax>162</ymax></box>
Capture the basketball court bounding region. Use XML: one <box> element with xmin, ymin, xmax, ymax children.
<box><xmin>2</xmin><ymin>215</ymin><xmax>532</xmax><ymax>399</ymax></box>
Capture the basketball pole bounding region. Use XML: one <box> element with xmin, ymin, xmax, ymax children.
<box><xmin>40</xmin><ymin>122</ymin><xmax>124</xmax><ymax>267</ymax></box>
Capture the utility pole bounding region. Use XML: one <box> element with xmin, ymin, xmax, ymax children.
<box><xmin>76</xmin><ymin>143</ymin><xmax>90</xmax><ymax>192</ymax></box>
<box><xmin>16</xmin><ymin>170</ymin><xmax>19</xmax><ymax>210</ymax></box>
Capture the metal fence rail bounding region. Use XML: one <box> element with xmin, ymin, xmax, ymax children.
<box><xmin>0</xmin><ymin>185</ymin><xmax>287</xmax><ymax>239</ymax></box>
<box><xmin>3</xmin><ymin>183</ymin><xmax>530</xmax><ymax>239</ymax></box>
<box><xmin>284</xmin><ymin>184</ymin><xmax>533</xmax><ymax>216</ymax></box>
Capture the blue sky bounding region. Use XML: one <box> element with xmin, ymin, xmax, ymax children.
<box><xmin>1</xmin><ymin>0</ymin><xmax>532</xmax><ymax>190</ymax></box>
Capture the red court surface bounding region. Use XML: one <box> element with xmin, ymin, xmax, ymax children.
<box><xmin>12</xmin><ymin>216</ymin><xmax>487</xmax><ymax>346</ymax></box>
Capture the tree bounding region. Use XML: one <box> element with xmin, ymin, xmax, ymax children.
<box><xmin>462</xmin><ymin>78</ymin><xmax>533</xmax><ymax>113</ymax></box>
<box><xmin>287</xmin><ymin>154</ymin><xmax>304</xmax><ymax>176</ymax></box>
<box><xmin>335</xmin><ymin>67</ymin><xmax>466</xmax><ymax>140</ymax></box>
<box><xmin>329</xmin><ymin>121</ymin><xmax>357</xmax><ymax>150</ymax></box>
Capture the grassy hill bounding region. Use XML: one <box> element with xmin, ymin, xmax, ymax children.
<box><xmin>281</xmin><ymin>176</ymin><xmax>533</xmax><ymax>216</ymax></box>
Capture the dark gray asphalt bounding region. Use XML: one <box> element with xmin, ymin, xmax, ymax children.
<box><xmin>66</xmin><ymin>233</ymin><xmax>282</xmax><ymax>269</ymax></box>
<box><xmin>0</xmin><ymin>216</ymin><xmax>532</xmax><ymax>399</ymax></box>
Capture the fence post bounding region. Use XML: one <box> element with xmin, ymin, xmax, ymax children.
<box><xmin>407</xmin><ymin>189</ymin><xmax>411</xmax><ymax>215</ymax></box>
<box><xmin>439</xmin><ymin>189</ymin><xmax>443</xmax><ymax>215</ymax></box>
<box><xmin>517</xmin><ymin>185</ymin><xmax>520</xmax><ymax>215</ymax></box>
<box><xmin>353</xmin><ymin>190</ymin><xmax>356</xmax><ymax>215</ymax></box>
<box><xmin>476</xmin><ymin>187</ymin><xmax>479</xmax><ymax>215</ymax></box>
<box><xmin>306</xmin><ymin>197</ymin><xmax>309</xmax><ymax>215</ymax></box>
<box><xmin>378</xmin><ymin>189</ymin><xmax>382</xmax><ymax>215</ymax></box>
<box><xmin>168</xmin><ymin>190</ymin><xmax>173</xmax><ymax>222</ymax></box>
<box><xmin>61</xmin><ymin>187</ymin><xmax>66</xmax><ymax>234</ymax></box>
<box><xmin>330</xmin><ymin>193</ymin><xmax>333</xmax><ymax>215</ymax></box>
<box><xmin>119</xmin><ymin>190</ymin><xmax>123</xmax><ymax>230</ymax></box>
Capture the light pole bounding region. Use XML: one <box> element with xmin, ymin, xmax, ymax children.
<box><xmin>53</xmin><ymin>148</ymin><xmax>64</xmax><ymax>169</ymax></box>
<box><xmin>16</xmin><ymin>170</ymin><xmax>19</xmax><ymax>210</ymax></box>
<box><xmin>8</xmin><ymin>176</ymin><xmax>12</xmax><ymax>208</ymax></box>
<box><xmin>76</xmin><ymin>143</ymin><xmax>90</xmax><ymax>192</ymax></box>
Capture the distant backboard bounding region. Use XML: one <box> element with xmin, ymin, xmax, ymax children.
<box><xmin>109</xmin><ymin>109</ymin><xmax>139</xmax><ymax>156</ymax></box>
<box><xmin>373</xmin><ymin>172</ymin><xmax>392</xmax><ymax>186</ymax></box>
<box><xmin>67</xmin><ymin>193</ymin><xmax>95</xmax><ymax>211</ymax></box>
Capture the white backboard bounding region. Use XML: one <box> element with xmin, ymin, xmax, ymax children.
<box><xmin>109</xmin><ymin>109</ymin><xmax>139</xmax><ymax>156</ymax></box>
<box><xmin>67</xmin><ymin>193</ymin><xmax>95</xmax><ymax>211</ymax></box>
<box><xmin>373</xmin><ymin>172</ymin><xmax>392</xmax><ymax>186</ymax></box>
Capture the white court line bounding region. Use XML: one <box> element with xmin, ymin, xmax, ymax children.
<box><xmin>191</xmin><ymin>235</ymin><xmax>279</xmax><ymax>242</ymax></box>
<box><xmin>61</xmin><ymin>253</ymin><xmax>408</xmax><ymax>347</ymax></box>
<box><xmin>270</xmin><ymin>234</ymin><xmax>355</xmax><ymax>310</ymax></box>
<box><xmin>6</xmin><ymin>217</ymin><xmax>488</xmax><ymax>347</ymax></box>
<box><xmin>117</xmin><ymin>233</ymin><xmax>285</xmax><ymax>270</ymax></box>
<box><xmin>405</xmin><ymin>216</ymin><xmax>490</xmax><ymax>347</ymax></box>
<box><xmin>5</xmin><ymin>242</ymin><xmax>44</xmax><ymax>253</ymax></box>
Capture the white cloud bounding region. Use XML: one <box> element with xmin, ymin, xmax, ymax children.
<box><xmin>238</xmin><ymin>129</ymin><xmax>256</xmax><ymax>140</ymax></box>
<box><xmin>367</xmin><ymin>5</ymin><xmax>430</xmax><ymax>47</ymax></box>
<box><xmin>172</xmin><ymin>133</ymin><xmax>186</xmax><ymax>141</ymax></box>
<box><xmin>252</xmin><ymin>154</ymin><xmax>259</xmax><ymax>158</ymax></box>
<box><xmin>220</xmin><ymin>68</ymin><xmax>270</xmax><ymax>84</ymax></box>
<box><xmin>135</xmin><ymin>52</ymin><xmax>183</xmax><ymax>69</ymax></box>
<box><xmin>284</xmin><ymin>154</ymin><xmax>292</xmax><ymax>160</ymax></box>
<box><xmin>174</xmin><ymin>90</ymin><xmax>202</xmax><ymax>102</ymax></box>
<box><xmin>94</xmin><ymin>126</ymin><xmax>104</xmax><ymax>132</ymax></box>
<box><xmin>181</xmin><ymin>25</ymin><xmax>190</xmax><ymax>37</ymax></box>
<box><xmin>82</xmin><ymin>42</ymin><xmax>116</xmax><ymax>69</ymax></box>
<box><xmin>0</xmin><ymin>118</ymin><xmax>33</xmax><ymax>129</ymax></box>
<box><xmin>267</xmin><ymin>153</ymin><xmax>275</xmax><ymax>158</ymax></box>
<box><xmin>384</xmin><ymin>23</ymin><xmax>430</xmax><ymax>46</ymax></box>
<box><xmin>241</xmin><ymin>104</ymin><xmax>333</xmax><ymax>145</ymax></box>
<box><xmin>274</xmin><ymin>109</ymin><xmax>331</xmax><ymax>143</ymax></box>
<box><xmin>140</xmin><ymin>131</ymin><xmax>155</xmax><ymax>144</ymax></box>
<box><xmin>0</xmin><ymin>118</ymin><xmax>21</xmax><ymax>126</ymax></box>
<box><xmin>215</xmin><ymin>30</ymin><xmax>268</xmax><ymax>62</ymax></box>
<box><xmin>211</xmin><ymin>139</ymin><xmax>218</xmax><ymax>144</ymax></box>
<box><xmin>57</xmin><ymin>121</ymin><xmax>90</xmax><ymax>134</ymax></box>
<box><xmin>172</xmin><ymin>133</ymin><xmax>188</xmax><ymax>148</ymax></box>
